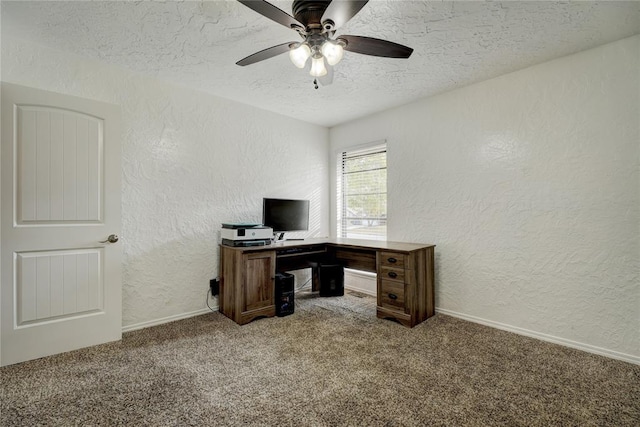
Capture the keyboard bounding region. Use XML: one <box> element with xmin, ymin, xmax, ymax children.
<box><xmin>276</xmin><ymin>245</ymin><xmax>325</xmax><ymax>256</ymax></box>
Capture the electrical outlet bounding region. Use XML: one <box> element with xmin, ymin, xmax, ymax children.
<box><xmin>210</xmin><ymin>278</ymin><xmax>220</xmax><ymax>296</ymax></box>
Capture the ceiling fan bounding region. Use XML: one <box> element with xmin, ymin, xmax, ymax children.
<box><xmin>235</xmin><ymin>0</ymin><xmax>414</xmax><ymax>87</ymax></box>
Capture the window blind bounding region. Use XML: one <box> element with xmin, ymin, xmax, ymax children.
<box><xmin>338</xmin><ymin>144</ymin><xmax>387</xmax><ymax>240</ymax></box>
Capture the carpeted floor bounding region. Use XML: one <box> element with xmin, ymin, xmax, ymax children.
<box><xmin>1</xmin><ymin>291</ymin><xmax>639</xmax><ymax>426</ymax></box>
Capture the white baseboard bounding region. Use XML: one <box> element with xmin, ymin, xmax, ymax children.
<box><xmin>122</xmin><ymin>307</ymin><xmax>216</xmax><ymax>333</ymax></box>
<box><xmin>436</xmin><ymin>308</ymin><xmax>640</xmax><ymax>366</ymax></box>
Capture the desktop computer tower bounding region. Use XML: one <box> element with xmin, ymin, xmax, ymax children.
<box><xmin>275</xmin><ymin>272</ymin><xmax>295</xmax><ymax>317</ymax></box>
<box><xmin>318</xmin><ymin>264</ymin><xmax>344</xmax><ymax>297</ymax></box>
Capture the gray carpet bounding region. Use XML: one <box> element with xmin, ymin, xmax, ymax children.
<box><xmin>1</xmin><ymin>291</ymin><xmax>639</xmax><ymax>426</ymax></box>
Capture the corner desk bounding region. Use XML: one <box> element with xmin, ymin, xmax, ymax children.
<box><xmin>219</xmin><ymin>238</ymin><xmax>435</xmax><ymax>328</ymax></box>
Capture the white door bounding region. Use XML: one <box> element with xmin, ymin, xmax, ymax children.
<box><xmin>1</xmin><ymin>83</ymin><xmax>122</xmax><ymax>366</ymax></box>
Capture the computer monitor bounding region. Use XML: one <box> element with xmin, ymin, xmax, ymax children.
<box><xmin>262</xmin><ymin>198</ymin><xmax>309</xmax><ymax>240</ymax></box>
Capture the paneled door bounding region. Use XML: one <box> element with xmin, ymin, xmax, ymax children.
<box><xmin>1</xmin><ymin>83</ymin><xmax>122</xmax><ymax>366</ymax></box>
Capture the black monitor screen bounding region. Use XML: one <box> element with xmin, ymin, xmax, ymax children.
<box><xmin>262</xmin><ymin>198</ymin><xmax>309</xmax><ymax>232</ymax></box>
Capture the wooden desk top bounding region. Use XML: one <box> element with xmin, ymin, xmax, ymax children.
<box><xmin>221</xmin><ymin>237</ymin><xmax>435</xmax><ymax>253</ymax></box>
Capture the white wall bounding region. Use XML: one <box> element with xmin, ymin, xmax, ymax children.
<box><xmin>331</xmin><ymin>35</ymin><xmax>640</xmax><ymax>362</ymax></box>
<box><xmin>1</xmin><ymin>36</ymin><xmax>329</xmax><ymax>328</ymax></box>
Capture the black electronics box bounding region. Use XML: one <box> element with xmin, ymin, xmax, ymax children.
<box><xmin>319</xmin><ymin>264</ymin><xmax>344</xmax><ymax>297</ymax></box>
<box><xmin>275</xmin><ymin>272</ymin><xmax>295</xmax><ymax>317</ymax></box>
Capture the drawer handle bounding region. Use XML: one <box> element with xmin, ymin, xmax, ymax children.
<box><xmin>388</xmin><ymin>293</ymin><xmax>398</xmax><ymax>300</ymax></box>
<box><xmin>387</xmin><ymin>271</ymin><xmax>398</xmax><ymax>279</ymax></box>
<box><xmin>387</xmin><ymin>257</ymin><xmax>397</xmax><ymax>263</ymax></box>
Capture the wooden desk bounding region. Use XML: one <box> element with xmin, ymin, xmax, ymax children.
<box><xmin>219</xmin><ymin>238</ymin><xmax>435</xmax><ymax>327</ymax></box>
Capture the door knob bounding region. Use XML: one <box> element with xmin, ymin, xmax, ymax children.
<box><xmin>100</xmin><ymin>234</ymin><xmax>119</xmax><ymax>244</ymax></box>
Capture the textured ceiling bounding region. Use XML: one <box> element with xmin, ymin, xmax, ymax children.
<box><xmin>2</xmin><ymin>1</ymin><xmax>639</xmax><ymax>127</ymax></box>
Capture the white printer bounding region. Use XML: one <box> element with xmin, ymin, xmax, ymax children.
<box><xmin>221</xmin><ymin>223</ymin><xmax>273</xmax><ymax>247</ymax></box>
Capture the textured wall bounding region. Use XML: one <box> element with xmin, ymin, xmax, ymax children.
<box><xmin>1</xmin><ymin>36</ymin><xmax>329</xmax><ymax>327</ymax></box>
<box><xmin>331</xmin><ymin>36</ymin><xmax>640</xmax><ymax>360</ymax></box>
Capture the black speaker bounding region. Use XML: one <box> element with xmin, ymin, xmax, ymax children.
<box><xmin>318</xmin><ymin>264</ymin><xmax>344</xmax><ymax>297</ymax></box>
<box><xmin>275</xmin><ymin>272</ymin><xmax>295</xmax><ymax>317</ymax></box>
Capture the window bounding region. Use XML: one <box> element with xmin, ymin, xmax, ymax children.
<box><xmin>337</xmin><ymin>143</ymin><xmax>387</xmax><ymax>240</ymax></box>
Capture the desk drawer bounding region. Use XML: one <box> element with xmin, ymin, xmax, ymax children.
<box><xmin>379</xmin><ymin>251</ymin><xmax>407</xmax><ymax>269</ymax></box>
<box><xmin>380</xmin><ymin>280</ymin><xmax>406</xmax><ymax>311</ymax></box>
<box><xmin>379</xmin><ymin>266</ymin><xmax>405</xmax><ymax>282</ymax></box>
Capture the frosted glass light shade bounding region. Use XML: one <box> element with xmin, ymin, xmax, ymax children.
<box><xmin>310</xmin><ymin>56</ymin><xmax>328</xmax><ymax>77</ymax></box>
<box><xmin>321</xmin><ymin>41</ymin><xmax>344</xmax><ymax>66</ymax></box>
<box><xmin>289</xmin><ymin>44</ymin><xmax>311</xmax><ymax>68</ymax></box>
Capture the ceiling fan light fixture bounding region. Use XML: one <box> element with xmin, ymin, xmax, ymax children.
<box><xmin>289</xmin><ymin>43</ymin><xmax>311</xmax><ymax>68</ymax></box>
<box><xmin>310</xmin><ymin>56</ymin><xmax>328</xmax><ymax>77</ymax></box>
<box><xmin>321</xmin><ymin>40</ymin><xmax>344</xmax><ymax>66</ymax></box>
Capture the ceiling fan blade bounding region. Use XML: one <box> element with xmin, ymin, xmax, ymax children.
<box><xmin>236</xmin><ymin>42</ymin><xmax>295</xmax><ymax>66</ymax></box>
<box><xmin>237</xmin><ymin>0</ymin><xmax>304</xmax><ymax>30</ymax></box>
<box><xmin>321</xmin><ymin>0</ymin><xmax>369</xmax><ymax>30</ymax></box>
<box><xmin>339</xmin><ymin>35</ymin><xmax>413</xmax><ymax>58</ymax></box>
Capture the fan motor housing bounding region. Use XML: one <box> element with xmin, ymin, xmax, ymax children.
<box><xmin>292</xmin><ymin>0</ymin><xmax>331</xmax><ymax>31</ymax></box>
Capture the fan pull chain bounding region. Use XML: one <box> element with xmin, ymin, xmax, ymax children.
<box><xmin>313</xmin><ymin>79</ymin><xmax>319</xmax><ymax>89</ymax></box>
